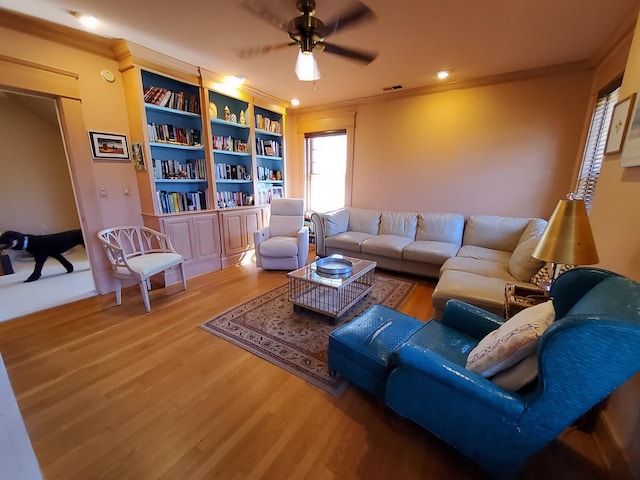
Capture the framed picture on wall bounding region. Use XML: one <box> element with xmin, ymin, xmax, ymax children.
<box><xmin>605</xmin><ymin>93</ymin><xmax>636</xmax><ymax>155</ymax></box>
<box><xmin>88</xmin><ymin>131</ymin><xmax>130</xmax><ymax>160</ymax></box>
<box><xmin>131</xmin><ymin>142</ymin><xmax>146</xmax><ymax>170</ymax></box>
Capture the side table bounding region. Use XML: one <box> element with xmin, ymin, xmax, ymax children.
<box><xmin>504</xmin><ymin>282</ymin><xmax>549</xmax><ymax>319</ymax></box>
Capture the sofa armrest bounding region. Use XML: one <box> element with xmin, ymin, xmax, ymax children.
<box><xmin>254</xmin><ymin>227</ymin><xmax>270</xmax><ymax>248</ymax></box>
<box><xmin>310</xmin><ymin>212</ymin><xmax>326</xmax><ymax>256</ymax></box>
<box><xmin>393</xmin><ymin>343</ymin><xmax>525</xmax><ymax>418</ymax></box>
<box><xmin>440</xmin><ymin>299</ymin><xmax>504</xmax><ymax>339</ymax></box>
<box><xmin>297</xmin><ymin>227</ymin><xmax>310</xmax><ymax>267</ymax></box>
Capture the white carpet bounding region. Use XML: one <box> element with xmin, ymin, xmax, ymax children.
<box><xmin>0</xmin><ymin>246</ymin><xmax>96</xmax><ymax>323</ymax></box>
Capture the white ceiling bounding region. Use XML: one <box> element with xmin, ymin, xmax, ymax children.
<box><xmin>1</xmin><ymin>0</ymin><xmax>639</xmax><ymax>108</ymax></box>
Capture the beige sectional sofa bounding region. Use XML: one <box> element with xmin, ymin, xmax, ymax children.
<box><xmin>311</xmin><ymin>207</ymin><xmax>547</xmax><ymax>318</ymax></box>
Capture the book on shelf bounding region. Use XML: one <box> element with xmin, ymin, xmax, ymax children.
<box><xmin>143</xmin><ymin>86</ymin><xmax>201</xmax><ymax>114</ymax></box>
<box><xmin>152</xmin><ymin>158</ymin><xmax>206</xmax><ymax>180</ymax></box>
<box><xmin>217</xmin><ymin>190</ymin><xmax>253</xmax><ymax>208</ymax></box>
<box><xmin>255</xmin><ymin>138</ymin><xmax>281</xmax><ymax>157</ymax></box>
<box><xmin>255</xmin><ymin>114</ymin><xmax>281</xmax><ymax>134</ymax></box>
<box><xmin>148</xmin><ymin>123</ymin><xmax>202</xmax><ymax>147</ymax></box>
<box><xmin>156</xmin><ymin>189</ymin><xmax>208</xmax><ymax>214</ymax></box>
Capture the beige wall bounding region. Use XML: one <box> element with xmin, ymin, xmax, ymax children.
<box><xmin>589</xmin><ymin>10</ymin><xmax>640</xmax><ymax>473</ymax></box>
<box><xmin>0</xmin><ymin>24</ymin><xmax>143</xmax><ymax>293</ymax></box>
<box><xmin>0</xmin><ymin>94</ymin><xmax>79</xmax><ymax>234</ymax></box>
<box><xmin>288</xmin><ymin>69</ymin><xmax>593</xmax><ymax>219</ymax></box>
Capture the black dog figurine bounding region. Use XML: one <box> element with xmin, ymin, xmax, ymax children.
<box><xmin>0</xmin><ymin>229</ymin><xmax>84</xmax><ymax>282</ymax></box>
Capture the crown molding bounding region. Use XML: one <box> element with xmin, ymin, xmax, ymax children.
<box><xmin>289</xmin><ymin>61</ymin><xmax>593</xmax><ymax>115</ymax></box>
<box><xmin>0</xmin><ymin>8</ymin><xmax>117</xmax><ymax>59</ymax></box>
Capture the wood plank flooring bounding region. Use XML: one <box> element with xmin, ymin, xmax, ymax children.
<box><xmin>0</xmin><ymin>257</ymin><xmax>613</xmax><ymax>479</ymax></box>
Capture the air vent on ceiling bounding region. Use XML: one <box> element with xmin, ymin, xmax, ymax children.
<box><xmin>382</xmin><ymin>84</ymin><xmax>404</xmax><ymax>92</ymax></box>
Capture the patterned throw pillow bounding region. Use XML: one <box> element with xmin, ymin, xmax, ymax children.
<box><xmin>466</xmin><ymin>301</ymin><xmax>555</xmax><ymax>377</ymax></box>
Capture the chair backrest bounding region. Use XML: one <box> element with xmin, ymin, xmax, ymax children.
<box><xmin>521</xmin><ymin>267</ymin><xmax>640</xmax><ymax>439</ymax></box>
<box><xmin>97</xmin><ymin>226</ymin><xmax>173</xmax><ymax>270</ymax></box>
<box><xmin>269</xmin><ymin>198</ymin><xmax>304</xmax><ymax>237</ymax></box>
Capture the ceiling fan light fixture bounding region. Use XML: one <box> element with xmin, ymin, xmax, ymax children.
<box><xmin>295</xmin><ymin>50</ymin><xmax>321</xmax><ymax>81</ymax></box>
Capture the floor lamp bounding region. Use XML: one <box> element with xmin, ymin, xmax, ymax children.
<box><xmin>532</xmin><ymin>196</ymin><xmax>599</xmax><ymax>287</ymax></box>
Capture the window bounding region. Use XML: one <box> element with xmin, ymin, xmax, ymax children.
<box><xmin>574</xmin><ymin>84</ymin><xmax>621</xmax><ymax>211</ymax></box>
<box><xmin>304</xmin><ymin>131</ymin><xmax>347</xmax><ymax>213</ymax></box>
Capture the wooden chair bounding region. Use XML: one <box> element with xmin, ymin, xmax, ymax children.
<box><xmin>97</xmin><ymin>226</ymin><xmax>186</xmax><ymax>312</ymax></box>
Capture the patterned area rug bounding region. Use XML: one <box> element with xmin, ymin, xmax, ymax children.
<box><xmin>200</xmin><ymin>273</ymin><xmax>417</xmax><ymax>396</ymax></box>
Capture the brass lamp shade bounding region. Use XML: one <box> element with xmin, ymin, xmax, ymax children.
<box><xmin>532</xmin><ymin>198</ymin><xmax>599</xmax><ymax>265</ymax></box>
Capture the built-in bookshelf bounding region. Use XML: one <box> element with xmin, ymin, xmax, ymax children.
<box><xmin>208</xmin><ymin>91</ymin><xmax>253</xmax><ymax>209</ymax></box>
<box><xmin>254</xmin><ymin>106</ymin><xmax>284</xmax><ymax>206</ymax></box>
<box><xmin>142</xmin><ymin>70</ymin><xmax>208</xmax><ymax>214</ymax></box>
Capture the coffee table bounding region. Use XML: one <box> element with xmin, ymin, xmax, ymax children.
<box><xmin>287</xmin><ymin>255</ymin><xmax>377</xmax><ymax>320</ymax></box>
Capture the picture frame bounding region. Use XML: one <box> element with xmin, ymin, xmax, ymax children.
<box><xmin>88</xmin><ymin>131</ymin><xmax>130</xmax><ymax>160</ymax></box>
<box><xmin>270</xmin><ymin>186</ymin><xmax>284</xmax><ymax>200</ymax></box>
<box><xmin>620</xmin><ymin>93</ymin><xmax>640</xmax><ymax>167</ymax></box>
<box><xmin>605</xmin><ymin>93</ymin><xmax>636</xmax><ymax>155</ymax></box>
<box><xmin>131</xmin><ymin>142</ymin><xmax>146</xmax><ymax>170</ymax></box>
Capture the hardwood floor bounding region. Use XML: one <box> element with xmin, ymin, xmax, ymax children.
<box><xmin>0</xmin><ymin>258</ymin><xmax>612</xmax><ymax>479</ymax></box>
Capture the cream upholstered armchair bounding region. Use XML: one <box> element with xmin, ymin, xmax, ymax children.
<box><xmin>254</xmin><ymin>198</ymin><xmax>309</xmax><ymax>270</ymax></box>
<box><xmin>97</xmin><ymin>226</ymin><xmax>186</xmax><ymax>312</ymax></box>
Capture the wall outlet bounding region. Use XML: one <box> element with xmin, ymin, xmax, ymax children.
<box><xmin>98</xmin><ymin>187</ymin><xmax>107</xmax><ymax>197</ymax></box>
<box><xmin>122</xmin><ymin>185</ymin><xmax>130</xmax><ymax>196</ymax></box>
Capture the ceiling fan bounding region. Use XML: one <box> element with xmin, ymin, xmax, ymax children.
<box><xmin>239</xmin><ymin>0</ymin><xmax>378</xmax><ymax>79</ymax></box>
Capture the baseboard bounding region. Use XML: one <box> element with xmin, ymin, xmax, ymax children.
<box><xmin>593</xmin><ymin>413</ymin><xmax>635</xmax><ymax>479</ymax></box>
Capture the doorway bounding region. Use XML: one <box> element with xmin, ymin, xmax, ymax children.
<box><xmin>0</xmin><ymin>91</ymin><xmax>96</xmax><ymax>322</ymax></box>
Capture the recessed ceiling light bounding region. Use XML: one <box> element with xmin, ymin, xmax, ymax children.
<box><xmin>223</xmin><ymin>75</ymin><xmax>245</xmax><ymax>87</ymax></box>
<box><xmin>71</xmin><ymin>12</ymin><xmax>100</xmax><ymax>28</ymax></box>
<box><xmin>436</xmin><ymin>70</ymin><xmax>450</xmax><ymax>80</ymax></box>
<box><xmin>291</xmin><ymin>99</ymin><xmax>300</xmax><ymax>106</ymax></box>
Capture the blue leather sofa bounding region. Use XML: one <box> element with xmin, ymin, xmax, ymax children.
<box><xmin>329</xmin><ymin>267</ymin><xmax>640</xmax><ymax>478</ymax></box>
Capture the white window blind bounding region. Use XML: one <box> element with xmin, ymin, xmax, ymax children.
<box><xmin>304</xmin><ymin>131</ymin><xmax>347</xmax><ymax>213</ymax></box>
<box><xmin>574</xmin><ymin>86</ymin><xmax>620</xmax><ymax>211</ymax></box>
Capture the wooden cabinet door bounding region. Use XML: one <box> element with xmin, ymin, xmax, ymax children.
<box><xmin>221</xmin><ymin>210</ymin><xmax>246</xmax><ymax>255</ymax></box>
<box><xmin>243</xmin><ymin>209</ymin><xmax>261</xmax><ymax>248</ymax></box>
<box><xmin>192</xmin><ymin>212</ymin><xmax>221</xmax><ymax>262</ymax></box>
<box><xmin>161</xmin><ymin>215</ymin><xmax>196</xmax><ymax>263</ymax></box>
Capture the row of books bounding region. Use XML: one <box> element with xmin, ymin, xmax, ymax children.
<box><xmin>216</xmin><ymin>163</ymin><xmax>250</xmax><ymax>181</ymax></box>
<box><xmin>217</xmin><ymin>191</ymin><xmax>253</xmax><ymax>208</ymax></box>
<box><xmin>256</xmin><ymin>114</ymin><xmax>281</xmax><ymax>134</ymax></box>
<box><xmin>255</xmin><ymin>188</ymin><xmax>275</xmax><ymax>206</ymax></box>
<box><xmin>153</xmin><ymin>158</ymin><xmax>206</xmax><ymax>180</ymax></box>
<box><xmin>213</xmin><ymin>135</ymin><xmax>249</xmax><ymax>153</ymax></box>
<box><xmin>156</xmin><ymin>190</ymin><xmax>208</xmax><ymax>214</ymax></box>
<box><xmin>256</xmin><ymin>166</ymin><xmax>281</xmax><ymax>181</ymax></box>
<box><xmin>144</xmin><ymin>86</ymin><xmax>200</xmax><ymax>115</ymax></box>
<box><xmin>256</xmin><ymin>138</ymin><xmax>281</xmax><ymax>157</ymax></box>
<box><xmin>148</xmin><ymin>123</ymin><xmax>202</xmax><ymax>147</ymax></box>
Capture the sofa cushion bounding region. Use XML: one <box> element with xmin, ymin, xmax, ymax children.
<box><xmin>416</xmin><ymin>213</ymin><xmax>464</xmax><ymax>245</ymax></box>
<box><xmin>403</xmin><ymin>240</ymin><xmax>460</xmax><ymax>265</ymax></box>
<box><xmin>347</xmin><ymin>208</ymin><xmax>381</xmax><ymax>234</ymax></box>
<box><xmin>325</xmin><ymin>232</ymin><xmax>375</xmax><ymax>252</ymax></box>
<box><xmin>456</xmin><ymin>245</ymin><xmax>512</xmax><ymax>265</ymax></box>
<box><xmin>270</xmin><ymin>216</ymin><xmax>302</xmax><ymax>237</ymax></box>
<box><xmin>465</xmin><ymin>300</ymin><xmax>555</xmax><ymax>377</ymax></box>
<box><xmin>324</xmin><ymin>208</ymin><xmax>350</xmax><ymax>237</ymax></box>
<box><xmin>361</xmin><ymin>235</ymin><xmax>413</xmax><ymax>259</ymax></box>
<box><xmin>508</xmin><ymin>219</ymin><xmax>547</xmax><ymax>282</ymax></box>
<box><xmin>463</xmin><ymin>215</ymin><xmax>532</xmax><ymax>252</ymax></box>
<box><xmin>509</xmin><ymin>238</ymin><xmax>545</xmax><ymax>283</ymax></box>
<box><xmin>440</xmin><ymin>256</ymin><xmax>515</xmax><ymax>281</ymax></box>
<box><xmin>432</xmin><ymin>270</ymin><xmax>509</xmax><ymax>317</ymax></box>
<box><xmin>490</xmin><ymin>354</ymin><xmax>539</xmax><ymax>391</ymax></box>
<box><xmin>379</xmin><ymin>211</ymin><xmax>418</xmax><ymax>238</ymax></box>
<box><xmin>259</xmin><ymin>236</ymin><xmax>299</xmax><ymax>257</ymax></box>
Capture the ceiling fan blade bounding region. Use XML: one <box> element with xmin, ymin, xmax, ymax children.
<box><xmin>317</xmin><ymin>2</ymin><xmax>376</xmax><ymax>38</ymax></box>
<box><xmin>319</xmin><ymin>42</ymin><xmax>378</xmax><ymax>64</ymax></box>
<box><xmin>238</xmin><ymin>42</ymin><xmax>296</xmax><ymax>59</ymax></box>
<box><xmin>239</xmin><ymin>0</ymin><xmax>292</xmax><ymax>32</ymax></box>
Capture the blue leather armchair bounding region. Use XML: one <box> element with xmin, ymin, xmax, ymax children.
<box><xmin>384</xmin><ymin>267</ymin><xmax>640</xmax><ymax>479</ymax></box>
